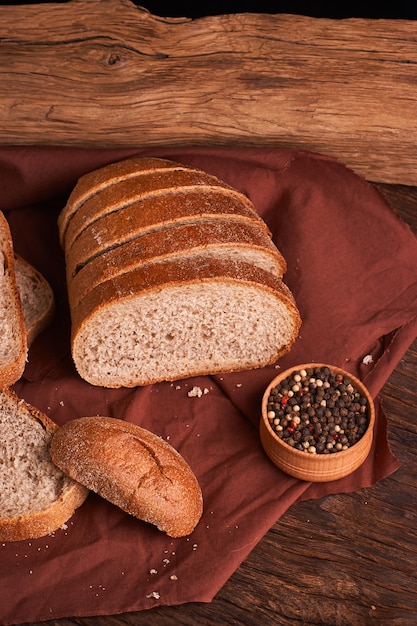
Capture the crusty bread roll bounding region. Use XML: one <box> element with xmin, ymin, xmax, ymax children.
<box><xmin>0</xmin><ymin>211</ymin><xmax>27</xmax><ymax>388</ymax></box>
<box><xmin>67</xmin><ymin>219</ymin><xmax>287</xmax><ymax>310</ymax></box>
<box><xmin>50</xmin><ymin>416</ymin><xmax>203</xmax><ymax>538</ymax></box>
<box><xmin>70</xmin><ymin>256</ymin><xmax>301</xmax><ymax>388</ymax></box>
<box><xmin>0</xmin><ymin>389</ymin><xmax>89</xmax><ymax>542</ymax></box>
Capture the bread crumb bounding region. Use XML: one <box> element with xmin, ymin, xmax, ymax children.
<box><xmin>146</xmin><ymin>591</ymin><xmax>160</xmax><ymax>599</ymax></box>
<box><xmin>170</xmin><ymin>575</ymin><xmax>178</xmax><ymax>580</ymax></box>
<box><xmin>188</xmin><ymin>386</ymin><xmax>209</xmax><ymax>397</ymax></box>
<box><xmin>60</xmin><ymin>523</ymin><xmax>68</xmax><ymax>531</ymax></box>
<box><xmin>362</xmin><ymin>354</ymin><xmax>373</xmax><ymax>365</ymax></box>
<box><xmin>59</xmin><ymin>400</ymin><xmax>64</xmax><ymax>406</ymax></box>
<box><xmin>150</xmin><ymin>568</ymin><xmax>158</xmax><ymax>575</ymax></box>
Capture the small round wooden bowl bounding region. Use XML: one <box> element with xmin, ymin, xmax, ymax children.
<box><xmin>260</xmin><ymin>363</ymin><xmax>375</xmax><ymax>482</ymax></box>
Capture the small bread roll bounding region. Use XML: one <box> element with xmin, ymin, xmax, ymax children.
<box><xmin>50</xmin><ymin>416</ymin><xmax>203</xmax><ymax>538</ymax></box>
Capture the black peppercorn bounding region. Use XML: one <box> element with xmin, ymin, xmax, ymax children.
<box><xmin>267</xmin><ymin>367</ymin><xmax>369</xmax><ymax>454</ymax></box>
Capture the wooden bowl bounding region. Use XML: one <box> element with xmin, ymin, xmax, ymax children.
<box><xmin>260</xmin><ymin>363</ymin><xmax>375</xmax><ymax>482</ymax></box>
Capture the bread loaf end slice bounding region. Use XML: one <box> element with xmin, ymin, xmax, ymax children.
<box><xmin>50</xmin><ymin>416</ymin><xmax>203</xmax><ymax>538</ymax></box>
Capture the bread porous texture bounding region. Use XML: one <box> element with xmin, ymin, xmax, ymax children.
<box><xmin>0</xmin><ymin>390</ymin><xmax>89</xmax><ymax>541</ymax></box>
<box><xmin>73</xmin><ymin>281</ymin><xmax>297</xmax><ymax>387</ymax></box>
<box><xmin>0</xmin><ymin>405</ymin><xmax>65</xmax><ymax>518</ymax></box>
<box><xmin>0</xmin><ymin>252</ymin><xmax>22</xmax><ymax>366</ymax></box>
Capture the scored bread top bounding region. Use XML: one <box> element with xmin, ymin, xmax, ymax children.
<box><xmin>66</xmin><ymin>219</ymin><xmax>287</xmax><ymax>310</ymax></box>
<box><xmin>0</xmin><ymin>212</ymin><xmax>27</xmax><ymax>388</ymax></box>
<box><xmin>50</xmin><ymin>416</ymin><xmax>203</xmax><ymax>538</ymax></box>
<box><xmin>64</xmin><ymin>189</ymin><xmax>271</xmax><ymax>278</ymax></box>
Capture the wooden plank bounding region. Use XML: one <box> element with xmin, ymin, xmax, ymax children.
<box><xmin>0</xmin><ymin>0</ymin><xmax>416</xmax><ymax>185</ymax></box>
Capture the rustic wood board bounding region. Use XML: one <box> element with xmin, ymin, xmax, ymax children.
<box><xmin>0</xmin><ymin>0</ymin><xmax>416</xmax><ymax>185</ymax></box>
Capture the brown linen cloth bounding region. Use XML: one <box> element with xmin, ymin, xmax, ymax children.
<box><xmin>0</xmin><ymin>146</ymin><xmax>416</xmax><ymax>625</ymax></box>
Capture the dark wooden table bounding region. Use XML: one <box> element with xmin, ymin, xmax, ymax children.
<box><xmin>1</xmin><ymin>2</ymin><xmax>416</xmax><ymax>624</ymax></box>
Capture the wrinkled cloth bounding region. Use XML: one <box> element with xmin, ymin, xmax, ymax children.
<box><xmin>0</xmin><ymin>145</ymin><xmax>416</xmax><ymax>625</ymax></box>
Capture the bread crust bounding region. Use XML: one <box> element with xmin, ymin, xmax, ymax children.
<box><xmin>62</xmin><ymin>158</ymin><xmax>301</xmax><ymax>389</ymax></box>
<box><xmin>0</xmin><ymin>389</ymin><xmax>89</xmax><ymax>542</ymax></box>
<box><xmin>66</xmin><ymin>219</ymin><xmax>287</xmax><ymax>309</ymax></box>
<box><xmin>65</xmin><ymin>189</ymin><xmax>270</xmax><ymax>279</ymax></box>
<box><xmin>50</xmin><ymin>416</ymin><xmax>203</xmax><ymax>538</ymax></box>
<box><xmin>58</xmin><ymin>156</ymin><xmax>186</xmax><ymax>244</ymax></box>
<box><xmin>0</xmin><ymin>212</ymin><xmax>27</xmax><ymax>389</ymax></box>
<box><xmin>63</xmin><ymin>168</ymin><xmax>257</xmax><ymax>251</ymax></box>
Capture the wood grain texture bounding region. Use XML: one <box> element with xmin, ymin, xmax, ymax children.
<box><xmin>0</xmin><ymin>0</ymin><xmax>417</xmax><ymax>185</ymax></box>
<box><xmin>14</xmin><ymin>185</ymin><xmax>417</xmax><ymax>625</ymax></box>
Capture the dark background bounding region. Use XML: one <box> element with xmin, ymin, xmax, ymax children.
<box><xmin>142</xmin><ymin>2</ymin><xmax>417</xmax><ymax>19</ymax></box>
<box><xmin>0</xmin><ymin>0</ymin><xmax>416</xmax><ymax>19</ymax></box>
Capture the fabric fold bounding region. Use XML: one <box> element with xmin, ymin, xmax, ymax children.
<box><xmin>0</xmin><ymin>145</ymin><xmax>416</xmax><ymax>625</ymax></box>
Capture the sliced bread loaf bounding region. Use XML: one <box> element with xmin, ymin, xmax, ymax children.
<box><xmin>63</xmin><ymin>168</ymin><xmax>258</xmax><ymax>251</ymax></box>
<box><xmin>66</xmin><ymin>219</ymin><xmax>287</xmax><ymax>310</ymax></box>
<box><xmin>65</xmin><ymin>189</ymin><xmax>271</xmax><ymax>279</ymax></box>
<box><xmin>50</xmin><ymin>416</ymin><xmax>203</xmax><ymax>538</ymax></box>
<box><xmin>14</xmin><ymin>254</ymin><xmax>55</xmax><ymax>347</ymax></box>
<box><xmin>0</xmin><ymin>389</ymin><xmax>89</xmax><ymax>541</ymax></box>
<box><xmin>70</xmin><ymin>256</ymin><xmax>301</xmax><ymax>388</ymax></box>
<box><xmin>0</xmin><ymin>212</ymin><xmax>27</xmax><ymax>389</ymax></box>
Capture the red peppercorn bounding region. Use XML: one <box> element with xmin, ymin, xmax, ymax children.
<box><xmin>281</xmin><ymin>396</ymin><xmax>289</xmax><ymax>405</ymax></box>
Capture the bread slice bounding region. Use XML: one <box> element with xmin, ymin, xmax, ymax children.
<box><xmin>66</xmin><ymin>219</ymin><xmax>287</xmax><ymax>310</ymax></box>
<box><xmin>0</xmin><ymin>212</ymin><xmax>27</xmax><ymax>389</ymax></box>
<box><xmin>62</xmin><ymin>168</ymin><xmax>258</xmax><ymax>251</ymax></box>
<box><xmin>58</xmin><ymin>156</ymin><xmax>190</xmax><ymax>245</ymax></box>
<box><xmin>0</xmin><ymin>389</ymin><xmax>89</xmax><ymax>542</ymax></box>
<box><xmin>14</xmin><ymin>254</ymin><xmax>55</xmax><ymax>347</ymax></box>
<box><xmin>65</xmin><ymin>189</ymin><xmax>271</xmax><ymax>279</ymax></box>
<box><xmin>50</xmin><ymin>416</ymin><xmax>203</xmax><ymax>538</ymax></box>
<box><xmin>70</xmin><ymin>256</ymin><xmax>301</xmax><ymax>388</ymax></box>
